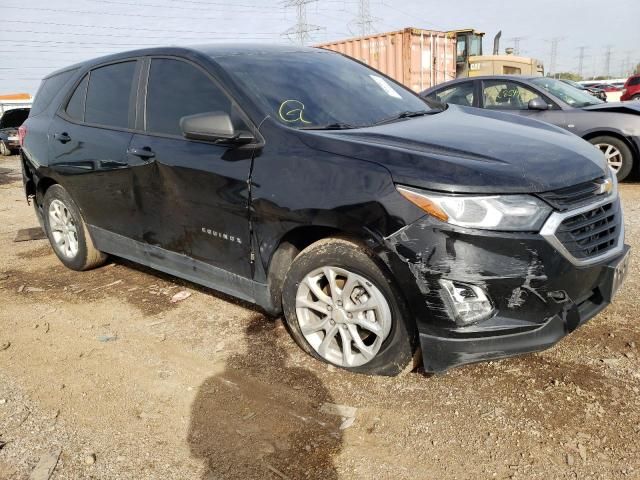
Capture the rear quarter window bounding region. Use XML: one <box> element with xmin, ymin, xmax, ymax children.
<box><xmin>30</xmin><ymin>69</ymin><xmax>78</xmax><ymax>116</ymax></box>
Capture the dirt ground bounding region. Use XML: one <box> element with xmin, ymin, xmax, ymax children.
<box><xmin>0</xmin><ymin>154</ymin><xmax>639</xmax><ymax>480</ymax></box>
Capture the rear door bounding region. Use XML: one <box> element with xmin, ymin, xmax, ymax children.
<box><xmin>48</xmin><ymin>59</ymin><xmax>142</xmax><ymax>240</ymax></box>
<box><xmin>128</xmin><ymin>56</ymin><xmax>255</xmax><ymax>277</ymax></box>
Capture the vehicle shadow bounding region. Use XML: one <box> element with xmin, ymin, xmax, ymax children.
<box><xmin>187</xmin><ymin>314</ymin><xmax>342</xmax><ymax>480</ymax></box>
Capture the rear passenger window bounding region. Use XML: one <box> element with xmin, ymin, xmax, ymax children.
<box><xmin>431</xmin><ymin>83</ymin><xmax>475</xmax><ymax>106</ymax></box>
<box><xmin>145</xmin><ymin>58</ymin><xmax>243</xmax><ymax>136</ymax></box>
<box><xmin>630</xmin><ymin>77</ymin><xmax>640</xmax><ymax>87</ymax></box>
<box><xmin>66</xmin><ymin>75</ymin><xmax>88</xmax><ymax>121</ymax></box>
<box><xmin>30</xmin><ymin>69</ymin><xmax>77</xmax><ymax>116</ymax></box>
<box><xmin>85</xmin><ymin>61</ymin><xmax>137</xmax><ymax>129</ymax></box>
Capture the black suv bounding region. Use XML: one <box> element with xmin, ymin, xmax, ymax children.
<box><xmin>20</xmin><ymin>45</ymin><xmax>629</xmax><ymax>375</ymax></box>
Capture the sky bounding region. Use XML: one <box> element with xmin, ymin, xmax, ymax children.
<box><xmin>1</xmin><ymin>0</ymin><xmax>639</xmax><ymax>95</ymax></box>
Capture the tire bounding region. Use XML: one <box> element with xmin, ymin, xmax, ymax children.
<box><xmin>281</xmin><ymin>237</ymin><xmax>417</xmax><ymax>376</ymax></box>
<box><xmin>0</xmin><ymin>142</ymin><xmax>11</xmax><ymax>156</ymax></box>
<box><xmin>632</xmin><ymin>95</ymin><xmax>640</xmax><ymax>101</ymax></box>
<box><xmin>588</xmin><ymin>136</ymin><xmax>634</xmax><ymax>182</ymax></box>
<box><xmin>42</xmin><ymin>184</ymin><xmax>107</xmax><ymax>271</ymax></box>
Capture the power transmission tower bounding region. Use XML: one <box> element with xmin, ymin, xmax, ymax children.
<box><xmin>547</xmin><ymin>37</ymin><xmax>564</xmax><ymax>77</ymax></box>
<box><xmin>604</xmin><ymin>45</ymin><xmax>613</xmax><ymax>79</ymax></box>
<box><xmin>508</xmin><ymin>36</ymin><xmax>525</xmax><ymax>55</ymax></box>
<box><xmin>282</xmin><ymin>0</ymin><xmax>323</xmax><ymax>45</ymax></box>
<box><xmin>354</xmin><ymin>0</ymin><xmax>376</xmax><ymax>37</ymax></box>
<box><xmin>621</xmin><ymin>51</ymin><xmax>632</xmax><ymax>77</ymax></box>
<box><xmin>577</xmin><ymin>46</ymin><xmax>587</xmax><ymax>78</ymax></box>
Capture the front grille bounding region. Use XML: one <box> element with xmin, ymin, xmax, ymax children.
<box><xmin>554</xmin><ymin>201</ymin><xmax>621</xmax><ymax>259</ymax></box>
<box><xmin>538</xmin><ymin>176</ymin><xmax>607</xmax><ymax>211</ymax></box>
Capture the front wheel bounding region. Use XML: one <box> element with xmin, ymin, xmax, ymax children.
<box><xmin>589</xmin><ymin>136</ymin><xmax>634</xmax><ymax>182</ymax></box>
<box><xmin>282</xmin><ymin>237</ymin><xmax>417</xmax><ymax>376</ymax></box>
<box><xmin>43</xmin><ymin>184</ymin><xmax>108</xmax><ymax>271</ymax></box>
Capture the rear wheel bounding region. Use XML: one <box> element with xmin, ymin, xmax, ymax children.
<box><xmin>632</xmin><ymin>95</ymin><xmax>640</xmax><ymax>101</ymax></box>
<box><xmin>282</xmin><ymin>237</ymin><xmax>417</xmax><ymax>376</ymax></box>
<box><xmin>43</xmin><ymin>184</ymin><xmax>107</xmax><ymax>271</ymax></box>
<box><xmin>0</xmin><ymin>142</ymin><xmax>11</xmax><ymax>156</ymax></box>
<box><xmin>588</xmin><ymin>136</ymin><xmax>634</xmax><ymax>182</ymax></box>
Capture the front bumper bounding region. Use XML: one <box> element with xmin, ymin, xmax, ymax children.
<box><xmin>382</xmin><ymin>196</ymin><xmax>630</xmax><ymax>373</ymax></box>
<box><xmin>419</xmin><ymin>245</ymin><xmax>629</xmax><ymax>372</ymax></box>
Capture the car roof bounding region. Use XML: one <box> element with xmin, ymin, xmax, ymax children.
<box><xmin>42</xmin><ymin>43</ymin><xmax>322</xmax><ymax>80</ymax></box>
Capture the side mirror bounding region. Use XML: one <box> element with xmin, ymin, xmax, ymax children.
<box><xmin>180</xmin><ymin>111</ymin><xmax>253</xmax><ymax>144</ymax></box>
<box><xmin>528</xmin><ymin>98</ymin><xmax>549</xmax><ymax>111</ymax></box>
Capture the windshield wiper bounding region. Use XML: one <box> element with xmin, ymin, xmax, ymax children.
<box><xmin>370</xmin><ymin>109</ymin><xmax>437</xmax><ymax>127</ymax></box>
<box><xmin>299</xmin><ymin>122</ymin><xmax>359</xmax><ymax>130</ymax></box>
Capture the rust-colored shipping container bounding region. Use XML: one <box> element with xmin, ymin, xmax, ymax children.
<box><xmin>316</xmin><ymin>28</ymin><xmax>457</xmax><ymax>92</ymax></box>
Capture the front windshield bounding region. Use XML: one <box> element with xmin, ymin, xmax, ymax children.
<box><xmin>531</xmin><ymin>77</ymin><xmax>604</xmax><ymax>108</ymax></box>
<box><xmin>216</xmin><ymin>50</ymin><xmax>431</xmax><ymax>129</ymax></box>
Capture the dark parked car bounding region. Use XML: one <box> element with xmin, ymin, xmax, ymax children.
<box><xmin>621</xmin><ymin>74</ymin><xmax>640</xmax><ymax>102</ymax></box>
<box><xmin>20</xmin><ymin>45</ymin><xmax>629</xmax><ymax>375</ymax></box>
<box><xmin>0</xmin><ymin>107</ymin><xmax>30</xmax><ymax>155</ymax></box>
<box><xmin>422</xmin><ymin>76</ymin><xmax>640</xmax><ymax>181</ymax></box>
<box><xmin>560</xmin><ymin>79</ymin><xmax>607</xmax><ymax>101</ymax></box>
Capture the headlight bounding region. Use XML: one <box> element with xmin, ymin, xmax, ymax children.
<box><xmin>397</xmin><ymin>186</ymin><xmax>552</xmax><ymax>231</ymax></box>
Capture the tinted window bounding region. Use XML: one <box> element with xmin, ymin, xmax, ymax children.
<box><xmin>629</xmin><ymin>77</ymin><xmax>640</xmax><ymax>86</ymax></box>
<box><xmin>483</xmin><ymin>81</ymin><xmax>542</xmax><ymax>110</ymax></box>
<box><xmin>30</xmin><ymin>69</ymin><xmax>77</xmax><ymax>116</ymax></box>
<box><xmin>85</xmin><ymin>61</ymin><xmax>137</xmax><ymax>128</ymax></box>
<box><xmin>146</xmin><ymin>58</ymin><xmax>241</xmax><ymax>136</ymax></box>
<box><xmin>65</xmin><ymin>75</ymin><xmax>88</xmax><ymax>121</ymax></box>
<box><xmin>216</xmin><ymin>51</ymin><xmax>430</xmax><ymax>129</ymax></box>
<box><xmin>431</xmin><ymin>83</ymin><xmax>475</xmax><ymax>106</ymax></box>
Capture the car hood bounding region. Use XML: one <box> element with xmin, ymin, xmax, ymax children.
<box><xmin>581</xmin><ymin>102</ymin><xmax>640</xmax><ymax>115</ymax></box>
<box><xmin>297</xmin><ymin>105</ymin><xmax>606</xmax><ymax>193</ymax></box>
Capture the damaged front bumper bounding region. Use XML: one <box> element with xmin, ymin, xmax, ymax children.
<box><xmin>383</xmin><ymin>200</ymin><xmax>630</xmax><ymax>373</ymax></box>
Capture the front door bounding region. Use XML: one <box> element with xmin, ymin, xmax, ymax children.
<box><xmin>128</xmin><ymin>57</ymin><xmax>254</xmax><ymax>277</ymax></box>
<box><xmin>480</xmin><ymin>79</ymin><xmax>566</xmax><ymax>126</ymax></box>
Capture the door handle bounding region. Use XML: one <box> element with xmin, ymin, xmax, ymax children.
<box><xmin>127</xmin><ymin>146</ymin><xmax>155</xmax><ymax>160</ymax></box>
<box><xmin>54</xmin><ymin>132</ymin><xmax>71</xmax><ymax>143</ymax></box>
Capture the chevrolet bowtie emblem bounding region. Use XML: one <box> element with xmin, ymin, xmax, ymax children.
<box><xmin>597</xmin><ymin>178</ymin><xmax>613</xmax><ymax>195</ymax></box>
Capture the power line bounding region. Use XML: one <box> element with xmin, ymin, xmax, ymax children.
<box><xmin>1</xmin><ymin>28</ymin><xmax>279</xmax><ymax>41</ymax></box>
<box><xmin>5</xmin><ymin>19</ymin><xmax>280</xmax><ymax>36</ymax></box>
<box><xmin>282</xmin><ymin>0</ymin><xmax>323</xmax><ymax>45</ymax></box>
<box><xmin>0</xmin><ymin>4</ymin><xmax>283</xmax><ymax>22</ymax></box>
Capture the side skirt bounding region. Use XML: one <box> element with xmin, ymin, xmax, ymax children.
<box><xmin>88</xmin><ymin>225</ymin><xmax>274</xmax><ymax>311</ymax></box>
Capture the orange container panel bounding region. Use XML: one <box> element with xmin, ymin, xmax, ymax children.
<box><xmin>317</xmin><ymin>28</ymin><xmax>456</xmax><ymax>92</ymax></box>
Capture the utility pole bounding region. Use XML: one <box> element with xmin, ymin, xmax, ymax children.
<box><xmin>577</xmin><ymin>46</ymin><xmax>587</xmax><ymax>78</ymax></box>
<box><xmin>354</xmin><ymin>0</ymin><xmax>376</xmax><ymax>37</ymax></box>
<box><xmin>282</xmin><ymin>0</ymin><xmax>322</xmax><ymax>45</ymax></box>
<box><xmin>604</xmin><ymin>45</ymin><xmax>613</xmax><ymax>79</ymax></box>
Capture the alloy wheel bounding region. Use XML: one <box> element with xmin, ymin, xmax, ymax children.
<box><xmin>595</xmin><ymin>143</ymin><xmax>623</xmax><ymax>172</ymax></box>
<box><xmin>295</xmin><ymin>266</ymin><xmax>392</xmax><ymax>367</ymax></box>
<box><xmin>48</xmin><ymin>199</ymin><xmax>79</xmax><ymax>259</ymax></box>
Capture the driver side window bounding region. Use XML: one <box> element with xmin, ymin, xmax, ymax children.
<box><xmin>482</xmin><ymin>81</ymin><xmax>541</xmax><ymax>110</ymax></box>
<box><xmin>145</xmin><ymin>58</ymin><xmax>246</xmax><ymax>136</ymax></box>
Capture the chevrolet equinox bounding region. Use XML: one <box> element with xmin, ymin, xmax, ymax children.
<box><xmin>19</xmin><ymin>45</ymin><xmax>630</xmax><ymax>375</ymax></box>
